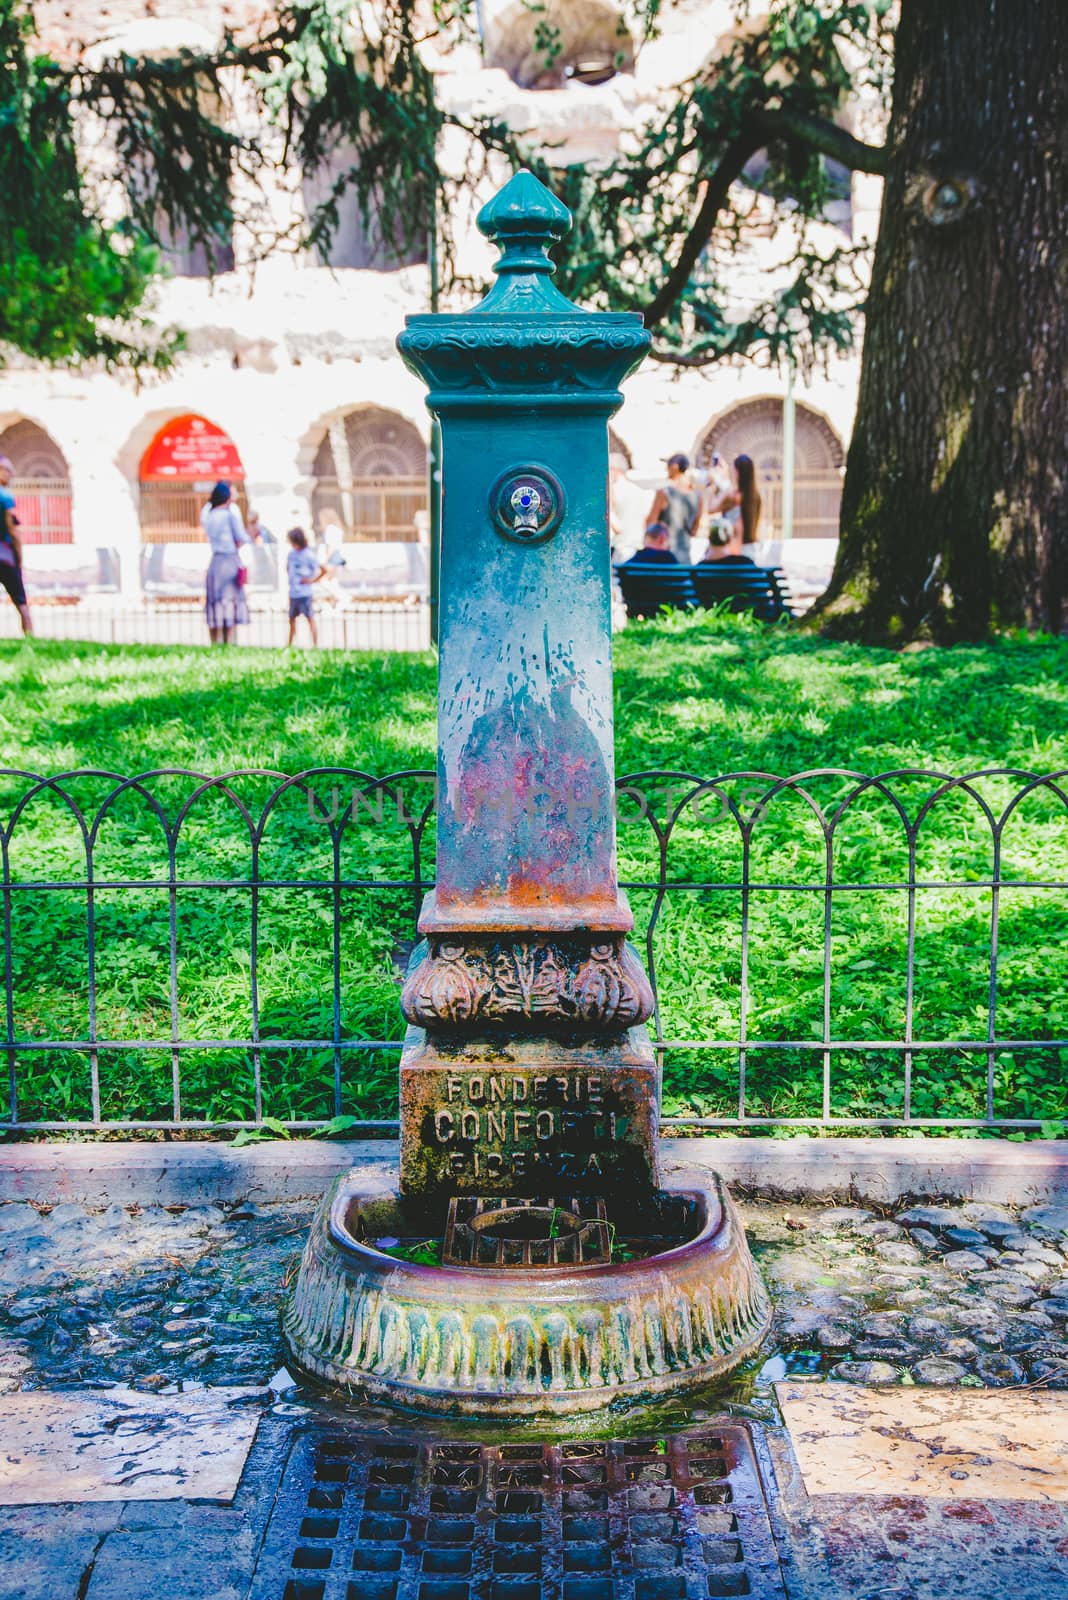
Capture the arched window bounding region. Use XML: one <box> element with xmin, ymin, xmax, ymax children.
<box><xmin>311</xmin><ymin>409</ymin><xmax>427</xmax><ymax>543</ymax></box>
<box><xmin>697</xmin><ymin>398</ymin><xmax>845</xmax><ymax>539</ymax></box>
<box><xmin>482</xmin><ymin>0</ymin><xmax>634</xmax><ymax>89</ymax></box>
<box><xmin>0</xmin><ymin>420</ymin><xmax>73</xmax><ymax>544</ymax></box>
<box><xmin>139</xmin><ymin>414</ymin><xmax>247</xmax><ymax>542</ymax></box>
<box><xmin>302</xmin><ymin>144</ymin><xmax>429</xmax><ymax>271</ymax></box>
<box><xmin>98</xmin><ymin>20</ymin><xmax>235</xmax><ymax>278</ymax></box>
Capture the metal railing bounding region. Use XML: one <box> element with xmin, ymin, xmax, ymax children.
<box><xmin>311</xmin><ymin>476</ymin><xmax>427</xmax><ymax>542</ymax></box>
<box><xmin>139</xmin><ymin>484</ymin><xmax>251</xmax><ymax>543</ymax></box>
<box><xmin>1</xmin><ymin>602</ymin><xmax>431</xmax><ymax>651</ymax></box>
<box><xmin>2</xmin><ymin>766</ymin><xmax>1065</xmax><ymax>1134</ymax></box>
<box><xmin>10</xmin><ymin>478</ymin><xmax>74</xmax><ymax>545</ymax></box>
<box><xmin>761</xmin><ymin>471</ymin><xmax>842</xmax><ymax>541</ymax></box>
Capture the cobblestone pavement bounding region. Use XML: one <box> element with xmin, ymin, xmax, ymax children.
<box><xmin>749</xmin><ymin>1196</ymin><xmax>1068</xmax><ymax>1391</ymax></box>
<box><xmin>0</xmin><ymin>1198</ymin><xmax>310</xmax><ymax>1394</ymax></box>
<box><xmin>2</xmin><ymin>1193</ymin><xmax>1067</xmax><ymax>1398</ymax></box>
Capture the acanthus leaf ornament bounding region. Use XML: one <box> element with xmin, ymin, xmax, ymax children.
<box><xmin>401</xmin><ymin>935</ymin><xmax>654</xmax><ymax>1033</ymax></box>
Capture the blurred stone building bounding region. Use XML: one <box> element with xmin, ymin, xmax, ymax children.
<box><xmin>2</xmin><ymin>0</ymin><xmax>881</xmax><ymax>603</ymax></box>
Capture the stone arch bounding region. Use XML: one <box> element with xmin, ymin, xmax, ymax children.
<box><xmin>482</xmin><ymin>0</ymin><xmax>634</xmax><ymax>89</ymax></box>
<box><xmin>696</xmin><ymin>397</ymin><xmax>845</xmax><ymax>540</ymax></box>
<box><xmin>0</xmin><ymin>418</ymin><xmax>72</xmax><ymax>544</ymax></box>
<box><xmin>135</xmin><ymin>412</ymin><xmax>248</xmax><ymax>543</ymax></box>
<box><xmin>307</xmin><ymin>406</ymin><xmax>428</xmax><ymax>543</ymax></box>
<box><xmin>697</xmin><ymin>397</ymin><xmax>845</xmax><ymax>474</ymax></box>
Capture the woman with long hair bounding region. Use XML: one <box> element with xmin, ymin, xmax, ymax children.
<box><xmin>735</xmin><ymin>454</ymin><xmax>762</xmax><ymax>544</ymax></box>
<box><xmin>202</xmin><ymin>481</ymin><xmax>250</xmax><ymax>645</ymax></box>
<box><xmin>702</xmin><ymin>453</ymin><xmax>762</xmax><ymax>561</ymax></box>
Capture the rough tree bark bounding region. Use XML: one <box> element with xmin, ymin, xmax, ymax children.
<box><xmin>814</xmin><ymin>0</ymin><xmax>1068</xmax><ymax>643</ymax></box>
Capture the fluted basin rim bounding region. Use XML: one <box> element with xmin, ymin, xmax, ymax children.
<box><xmin>284</xmin><ymin>1173</ymin><xmax>770</xmax><ymax>1414</ymax></box>
<box><xmin>326</xmin><ymin>1183</ymin><xmax>725</xmax><ymax>1300</ymax></box>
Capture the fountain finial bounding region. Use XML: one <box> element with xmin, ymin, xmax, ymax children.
<box><xmin>476</xmin><ymin>168</ymin><xmax>571</xmax><ymax>278</ymax></box>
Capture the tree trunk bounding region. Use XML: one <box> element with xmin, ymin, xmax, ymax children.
<box><xmin>814</xmin><ymin>0</ymin><xmax>1068</xmax><ymax>643</ymax></box>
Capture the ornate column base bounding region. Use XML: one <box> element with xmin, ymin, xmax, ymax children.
<box><xmin>400</xmin><ymin>934</ymin><xmax>654</xmax><ymax>1033</ymax></box>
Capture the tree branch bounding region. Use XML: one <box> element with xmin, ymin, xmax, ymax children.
<box><xmin>748</xmin><ymin>106</ymin><xmax>887</xmax><ymax>174</ymax></box>
<box><xmin>643</xmin><ymin>130</ymin><xmax>764</xmax><ymax>329</ymax></box>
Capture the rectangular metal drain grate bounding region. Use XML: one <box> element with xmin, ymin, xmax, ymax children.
<box><xmin>249</xmin><ymin>1425</ymin><xmax>787</xmax><ymax>1600</ymax></box>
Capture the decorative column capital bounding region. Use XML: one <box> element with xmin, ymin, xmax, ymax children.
<box><xmin>397</xmin><ymin>168</ymin><xmax>649</xmax><ymax>414</ymax></box>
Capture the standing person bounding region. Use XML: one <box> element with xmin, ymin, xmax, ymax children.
<box><xmin>609</xmin><ymin>452</ymin><xmax>646</xmax><ymax>563</ymax></box>
<box><xmin>707</xmin><ymin>454</ymin><xmax>763</xmax><ymax>554</ymax></box>
<box><xmin>286</xmin><ymin>527</ymin><xmax>326</xmax><ymax>647</ymax></box>
<box><xmin>201</xmin><ymin>481</ymin><xmax>249</xmax><ymax>646</ymax></box>
<box><xmin>646</xmin><ymin>452</ymin><xmax>701</xmax><ymax>565</ymax></box>
<box><xmin>246</xmin><ymin>510</ymin><xmax>275</xmax><ymax>545</ymax></box>
<box><xmin>0</xmin><ymin>456</ymin><xmax>31</xmax><ymax>636</ymax></box>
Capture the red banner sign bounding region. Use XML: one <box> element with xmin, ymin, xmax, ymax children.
<box><xmin>140</xmin><ymin>414</ymin><xmax>245</xmax><ymax>482</ymax></box>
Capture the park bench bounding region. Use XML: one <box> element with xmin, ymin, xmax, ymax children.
<box><xmin>615</xmin><ymin>558</ymin><xmax>795</xmax><ymax>622</ymax></box>
<box><xmin>614</xmin><ymin>562</ymin><xmax>698</xmax><ymax>619</ymax></box>
<box><xmin>691</xmin><ymin>558</ymin><xmax>795</xmax><ymax>620</ymax></box>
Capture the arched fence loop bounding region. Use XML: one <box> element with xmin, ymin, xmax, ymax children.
<box><xmin>1</xmin><ymin>765</ymin><xmax>1066</xmax><ymax>1133</ymax></box>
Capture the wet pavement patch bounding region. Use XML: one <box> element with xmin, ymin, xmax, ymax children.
<box><xmin>0</xmin><ymin>1385</ymin><xmax>264</xmax><ymax>1504</ymax></box>
<box><xmin>0</xmin><ymin>1200</ymin><xmax>310</xmax><ymax>1392</ymax></box>
<box><xmin>788</xmin><ymin>1487</ymin><xmax>1068</xmax><ymax>1600</ymax></box>
<box><xmin>248</xmin><ymin>1425</ymin><xmax>788</xmax><ymax>1600</ymax></box>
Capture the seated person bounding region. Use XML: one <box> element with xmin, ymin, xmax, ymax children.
<box><xmin>700</xmin><ymin>512</ymin><xmax>748</xmax><ymax>561</ymax></box>
<box><xmin>620</xmin><ymin>522</ymin><xmax>678</xmax><ymax>565</ymax></box>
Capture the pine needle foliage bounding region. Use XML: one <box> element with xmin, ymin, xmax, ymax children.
<box><xmin>2</xmin><ymin>0</ymin><xmax>893</xmax><ymax>371</ymax></box>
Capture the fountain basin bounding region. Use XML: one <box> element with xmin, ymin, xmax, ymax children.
<box><xmin>283</xmin><ymin>1173</ymin><xmax>771</xmax><ymax>1415</ymax></box>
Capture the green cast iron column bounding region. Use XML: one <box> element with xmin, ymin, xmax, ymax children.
<box><xmin>397</xmin><ymin>172</ymin><xmax>652</xmax><ymax>1034</ymax></box>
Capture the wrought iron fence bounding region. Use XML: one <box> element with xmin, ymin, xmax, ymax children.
<box><xmin>0</xmin><ymin>602</ymin><xmax>431</xmax><ymax>651</ymax></box>
<box><xmin>2</xmin><ymin>765</ymin><xmax>1066</xmax><ymax>1134</ymax></box>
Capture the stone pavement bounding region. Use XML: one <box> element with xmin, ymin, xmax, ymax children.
<box><xmin>772</xmin><ymin>1384</ymin><xmax>1068</xmax><ymax>1598</ymax></box>
<box><xmin>2</xmin><ymin>1394</ymin><xmax>1068</xmax><ymax>1600</ymax></box>
<box><xmin>0</xmin><ymin>1199</ymin><xmax>305</xmax><ymax>1392</ymax></box>
<box><xmin>2</xmin><ymin>1191</ymin><xmax>1068</xmax><ymax>1597</ymax></box>
<box><xmin>781</xmin><ymin>1484</ymin><xmax>1068</xmax><ymax>1600</ymax></box>
<box><xmin>0</xmin><ymin>1413</ymin><xmax>292</xmax><ymax>1600</ymax></box>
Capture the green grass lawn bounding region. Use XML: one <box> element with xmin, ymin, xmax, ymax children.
<box><xmin>1</xmin><ymin>613</ymin><xmax>1066</xmax><ymax>1134</ymax></box>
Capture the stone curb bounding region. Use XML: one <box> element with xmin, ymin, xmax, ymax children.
<box><xmin>0</xmin><ymin>1136</ymin><xmax>1066</xmax><ymax>1207</ymax></box>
